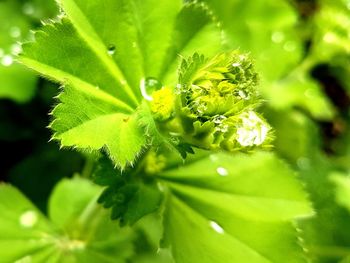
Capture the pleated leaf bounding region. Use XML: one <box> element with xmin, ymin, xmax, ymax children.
<box><xmin>0</xmin><ymin>178</ymin><xmax>134</xmax><ymax>263</ymax></box>
<box><xmin>20</xmin><ymin>0</ymin><xmax>222</xmax><ymax>168</ymax></box>
<box><xmin>159</xmin><ymin>152</ymin><xmax>313</xmax><ymax>263</ymax></box>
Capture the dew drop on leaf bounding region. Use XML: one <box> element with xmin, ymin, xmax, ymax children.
<box><xmin>209</xmin><ymin>221</ymin><xmax>225</xmax><ymax>234</ymax></box>
<box><xmin>238</xmin><ymin>90</ymin><xmax>249</xmax><ymax>100</ymax></box>
<box><xmin>216</xmin><ymin>167</ymin><xmax>228</xmax><ymax>176</ymax></box>
<box><xmin>140</xmin><ymin>77</ymin><xmax>162</xmax><ymax>101</ymax></box>
<box><xmin>210</xmin><ymin>154</ymin><xmax>219</xmax><ymax>162</ymax></box>
<box><xmin>107</xmin><ymin>44</ymin><xmax>116</xmax><ymax>55</ymax></box>
<box><xmin>213</xmin><ymin>115</ymin><xmax>227</xmax><ymax>124</ymax></box>
<box><xmin>283</xmin><ymin>41</ymin><xmax>297</xmax><ymax>52</ymax></box>
<box><xmin>271</xmin><ymin>31</ymin><xmax>285</xmax><ymax>43</ymax></box>
<box><xmin>11</xmin><ymin>43</ymin><xmax>22</xmax><ymax>55</ymax></box>
<box><xmin>2</xmin><ymin>55</ymin><xmax>13</xmax><ymax>67</ymax></box>
<box><xmin>19</xmin><ymin>210</ymin><xmax>38</xmax><ymax>228</ymax></box>
<box><xmin>10</xmin><ymin>27</ymin><xmax>21</xmax><ymax>38</ymax></box>
<box><xmin>22</xmin><ymin>2</ymin><xmax>35</xmax><ymax>15</ymax></box>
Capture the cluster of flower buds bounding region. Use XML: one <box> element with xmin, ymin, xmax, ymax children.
<box><xmin>150</xmin><ymin>51</ymin><xmax>273</xmax><ymax>152</ymax></box>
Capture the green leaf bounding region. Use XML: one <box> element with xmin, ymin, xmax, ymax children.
<box><xmin>50</xmin><ymin>84</ymin><xmax>146</xmax><ymax>168</ymax></box>
<box><xmin>266</xmin><ymin>71</ymin><xmax>336</xmax><ymax>120</ymax></box>
<box><xmin>0</xmin><ymin>177</ymin><xmax>135</xmax><ymax>263</ymax></box>
<box><xmin>178</xmin><ymin>53</ymin><xmax>206</xmax><ymax>86</ymax></box>
<box><xmin>20</xmin><ymin>19</ymin><xmax>139</xmax><ymax>108</ymax></box>
<box><xmin>120</xmin><ymin>183</ymin><xmax>163</xmax><ymax>225</ymax></box>
<box><xmin>0</xmin><ymin>184</ymin><xmax>55</xmax><ymax>263</ymax></box>
<box><xmin>23</xmin><ymin>0</ymin><xmax>59</xmax><ymax>20</ymax></box>
<box><xmin>48</xmin><ymin>177</ymin><xmax>135</xmax><ymax>263</ymax></box>
<box><xmin>311</xmin><ymin>2</ymin><xmax>350</xmax><ymax>62</ymax></box>
<box><xmin>198</xmin><ymin>0</ymin><xmax>337</xmax><ymax>120</ymax></box>
<box><xmin>94</xmin><ymin>156</ymin><xmax>163</xmax><ymax>225</ymax></box>
<box><xmin>159</xmin><ymin>152</ymin><xmax>313</xmax><ymax>263</ymax></box>
<box><xmin>137</xmin><ymin>101</ymin><xmax>191</xmax><ymax>158</ymax></box>
<box><xmin>330</xmin><ymin>173</ymin><xmax>350</xmax><ymax>213</ymax></box>
<box><xmin>161</xmin><ymin>2</ymin><xmax>223</xmax><ymax>84</ymax></box>
<box><xmin>200</xmin><ymin>0</ymin><xmax>302</xmax><ymax>82</ymax></box>
<box><xmin>0</xmin><ymin>1</ymin><xmax>37</xmax><ymax>103</ymax></box>
<box><xmin>48</xmin><ymin>176</ymin><xmax>101</xmax><ymax>230</ymax></box>
<box><xmin>20</xmin><ymin>0</ymin><xmax>222</xmax><ymax>167</ymax></box>
<box><xmin>58</xmin><ymin>0</ymin><xmax>182</xmax><ymax>87</ymax></box>
<box><xmin>266</xmin><ymin>109</ymin><xmax>320</xmax><ymax>163</ymax></box>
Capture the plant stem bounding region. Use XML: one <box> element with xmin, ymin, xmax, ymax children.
<box><xmin>81</xmin><ymin>155</ymin><xmax>96</xmax><ymax>178</ymax></box>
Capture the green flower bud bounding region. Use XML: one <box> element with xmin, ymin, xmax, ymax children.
<box><xmin>172</xmin><ymin>51</ymin><xmax>273</xmax><ymax>151</ymax></box>
<box><xmin>178</xmin><ymin>51</ymin><xmax>259</xmax><ymax>118</ymax></box>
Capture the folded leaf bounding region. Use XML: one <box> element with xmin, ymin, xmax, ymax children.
<box><xmin>159</xmin><ymin>152</ymin><xmax>313</xmax><ymax>263</ymax></box>
<box><xmin>0</xmin><ymin>178</ymin><xmax>135</xmax><ymax>263</ymax></box>
<box><xmin>20</xmin><ymin>0</ymin><xmax>222</xmax><ymax>168</ymax></box>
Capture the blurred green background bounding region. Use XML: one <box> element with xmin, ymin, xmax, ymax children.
<box><xmin>0</xmin><ymin>0</ymin><xmax>349</xmax><ymax>262</ymax></box>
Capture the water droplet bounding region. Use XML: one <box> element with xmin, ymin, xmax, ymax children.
<box><xmin>283</xmin><ymin>41</ymin><xmax>296</xmax><ymax>52</ymax></box>
<box><xmin>232</xmin><ymin>62</ymin><xmax>241</xmax><ymax>67</ymax></box>
<box><xmin>216</xmin><ymin>167</ymin><xmax>228</xmax><ymax>176</ymax></box>
<box><xmin>238</xmin><ymin>90</ymin><xmax>249</xmax><ymax>100</ymax></box>
<box><xmin>140</xmin><ymin>77</ymin><xmax>162</xmax><ymax>101</ymax></box>
<box><xmin>11</xmin><ymin>43</ymin><xmax>22</xmax><ymax>55</ymax></box>
<box><xmin>175</xmin><ymin>83</ymin><xmax>182</xmax><ymax>95</ymax></box>
<box><xmin>210</xmin><ymin>154</ymin><xmax>219</xmax><ymax>162</ymax></box>
<box><xmin>196</xmin><ymin>103</ymin><xmax>207</xmax><ymax>116</ymax></box>
<box><xmin>19</xmin><ymin>210</ymin><xmax>38</xmax><ymax>228</ymax></box>
<box><xmin>107</xmin><ymin>44</ymin><xmax>116</xmax><ymax>55</ymax></box>
<box><xmin>304</xmin><ymin>88</ymin><xmax>315</xmax><ymax>99</ymax></box>
<box><xmin>213</xmin><ymin>115</ymin><xmax>228</xmax><ymax>132</ymax></box>
<box><xmin>22</xmin><ymin>2</ymin><xmax>35</xmax><ymax>15</ymax></box>
<box><xmin>215</xmin><ymin>124</ymin><xmax>229</xmax><ymax>133</ymax></box>
<box><xmin>2</xmin><ymin>55</ymin><xmax>13</xmax><ymax>67</ymax></box>
<box><xmin>239</xmin><ymin>54</ymin><xmax>246</xmax><ymax>61</ymax></box>
<box><xmin>213</xmin><ymin>115</ymin><xmax>226</xmax><ymax>124</ymax></box>
<box><xmin>10</xmin><ymin>27</ymin><xmax>21</xmax><ymax>38</ymax></box>
<box><xmin>210</xmin><ymin>221</ymin><xmax>224</xmax><ymax>234</ymax></box>
<box><xmin>271</xmin><ymin>31</ymin><xmax>285</xmax><ymax>43</ymax></box>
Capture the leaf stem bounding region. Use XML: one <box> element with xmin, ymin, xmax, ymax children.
<box><xmin>81</xmin><ymin>156</ymin><xmax>96</xmax><ymax>178</ymax></box>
